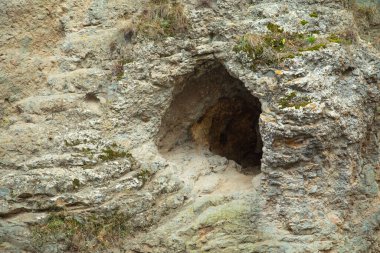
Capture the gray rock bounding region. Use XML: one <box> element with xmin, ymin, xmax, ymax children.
<box><xmin>0</xmin><ymin>0</ymin><xmax>379</xmax><ymax>252</ymax></box>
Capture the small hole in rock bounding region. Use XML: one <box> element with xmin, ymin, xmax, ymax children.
<box><xmin>84</xmin><ymin>92</ymin><xmax>100</xmax><ymax>103</ymax></box>
<box><xmin>157</xmin><ymin>62</ymin><xmax>262</xmax><ymax>174</ymax></box>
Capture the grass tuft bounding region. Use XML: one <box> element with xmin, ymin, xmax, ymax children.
<box><xmin>234</xmin><ymin>30</ymin><xmax>328</xmax><ymax>67</ymax></box>
<box><xmin>137</xmin><ymin>0</ymin><xmax>188</xmax><ymax>39</ymax></box>
<box><xmin>343</xmin><ymin>0</ymin><xmax>379</xmax><ymax>49</ymax></box>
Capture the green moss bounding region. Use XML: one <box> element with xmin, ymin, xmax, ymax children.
<box><xmin>328</xmin><ymin>34</ymin><xmax>342</xmax><ymax>43</ymax></box>
<box><xmin>306</xmin><ymin>35</ymin><xmax>316</xmax><ymax>44</ymax></box>
<box><xmin>281</xmin><ymin>53</ymin><xmax>302</xmax><ymax>60</ymax></box>
<box><xmin>264</xmin><ymin>36</ymin><xmax>287</xmax><ymax>51</ymax></box>
<box><xmin>300</xmin><ymin>43</ymin><xmax>327</xmax><ymax>51</ymax></box>
<box><xmin>234</xmin><ymin>26</ymin><xmax>345</xmax><ymax>67</ymax></box>
<box><xmin>327</xmin><ymin>34</ymin><xmax>353</xmax><ymax>45</ymax></box>
<box><xmin>46</xmin><ymin>216</ymin><xmax>66</xmax><ymax>230</ymax></box>
<box><xmin>266</xmin><ymin>22</ymin><xmax>284</xmax><ymax>33</ymax></box>
<box><xmin>279</xmin><ymin>92</ymin><xmax>312</xmax><ymax>109</ymax></box>
<box><xmin>99</xmin><ymin>147</ymin><xmax>129</xmax><ymax>161</ymax></box>
<box><xmin>283</xmin><ymin>53</ymin><xmax>295</xmax><ymax>59</ymax></box>
<box><xmin>73</xmin><ymin>143</ymin><xmax>136</xmax><ymax>166</ymax></box>
<box><xmin>300</xmin><ymin>20</ymin><xmax>309</xmax><ymax>26</ymax></box>
<box><xmin>309</xmin><ymin>11</ymin><xmax>319</xmax><ymax>18</ymax></box>
<box><xmin>31</xmin><ymin>212</ymin><xmax>131</xmax><ymax>252</ymax></box>
<box><xmin>234</xmin><ymin>32</ymin><xmax>303</xmax><ymax>66</ymax></box>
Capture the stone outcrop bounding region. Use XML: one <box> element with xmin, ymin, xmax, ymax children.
<box><xmin>0</xmin><ymin>0</ymin><xmax>379</xmax><ymax>252</ymax></box>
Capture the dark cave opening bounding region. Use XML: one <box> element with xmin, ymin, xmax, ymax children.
<box><xmin>191</xmin><ymin>96</ymin><xmax>262</xmax><ymax>169</ymax></box>
<box><xmin>157</xmin><ymin>62</ymin><xmax>262</xmax><ymax>172</ymax></box>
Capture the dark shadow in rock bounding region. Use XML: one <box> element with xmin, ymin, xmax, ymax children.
<box><xmin>157</xmin><ymin>62</ymin><xmax>262</xmax><ymax>174</ymax></box>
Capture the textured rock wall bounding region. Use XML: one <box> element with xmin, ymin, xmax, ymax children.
<box><xmin>0</xmin><ymin>0</ymin><xmax>379</xmax><ymax>252</ymax></box>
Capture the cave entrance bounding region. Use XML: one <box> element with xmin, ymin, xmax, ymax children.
<box><xmin>157</xmin><ymin>63</ymin><xmax>262</xmax><ymax>173</ymax></box>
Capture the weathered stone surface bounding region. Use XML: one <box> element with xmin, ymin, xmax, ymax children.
<box><xmin>0</xmin><ymin>0</ymin><xmax>379</xmax><ymax>252</ymax></box>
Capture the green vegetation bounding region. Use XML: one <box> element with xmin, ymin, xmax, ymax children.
<box><xmin>31</xmin><ymin>212</ymin><xmax>131</xmax><ymax>252</ymax></box>
<box><xmin>137</xmin><ymin>0</ymin><xmax>188</xmax><ymax>38</ymax></box>
<box><xmin>266</xmin><ymin>22</ymin><xmax>284</xmax><ymax>33</ymax></box>
<box><xmin>328</xmin><ymin>34</ymin><xmax>344</xmax><ymax>43</ymax></box>
<box><xmin>137</xmin><ymin>169</ymin><xmax>152</xmax><ymax>186</ymax></box>
<box><xmin>309</xmin><ymin>11</ymin><xmax>319</xmax><ymax>18</ymax></box>
<box><xmin>300</xmin><ymin>20</ymin><xmax>309</xmax><ymax>26</ymax></box>
<box><xmin>233</xmin><ymin>23</ymin><xmax>328</xmax><ymax>67</ymax></box>
<box><xmin>279</xmin><ymin>92</ymin><xmax>312</xmax><ymax>109</ymax></box>
<box><xmin>64</xmin><ymin>139</ymin><xmax>135</xmax><ymax>167</ymax></box>
<box><xmin>234</xmin><ymin>17</ymin><xmax>358</xmax><ymax>68</ymax></box>
<box><xmin>306</xmin><ymin>35</ymin><xmax>316</xmax><ymax>44</ymax></box>
<box><xmin>233</xmin><ymin>34</ymin><xmax>265</xmax><ymax>58</ymax></box>
<box><xmin>300</xmin><ymin>43</ymin><xmax>327</xmax><ymax>51</ymax></box>
<box><xmin>99</xmin><ymin>146</ymin><xmax>130</xmax><ymax>161</ymax></box>
<box><xmin>327</xmin><ymin>33</ymin><xmax>355</xmax><ymax>45</ymax></box>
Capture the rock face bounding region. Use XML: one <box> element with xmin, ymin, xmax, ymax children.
<box><xmin>0</xmin><ymin>0</ymin><xmax>379</xmax><ymax>252</ymax></box>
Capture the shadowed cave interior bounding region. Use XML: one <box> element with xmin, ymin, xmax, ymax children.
<box><xmin>157</xmin><ymin>63</ymin><xmax>263</xmax><ymax>173</ymax></box>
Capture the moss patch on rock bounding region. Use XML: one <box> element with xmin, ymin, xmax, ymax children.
<box><xmin>309</xmin><ymin>11</ymin><xmax>319</xmax><ymax>18</ymax></box>
<box><xmin>99</xmin><ymin>146</ymin><xmax>129</xmax><ymax>161</ymax></box>
<box><xmin>234</xmin><ymin>21</ymin><xmax>357</xmax><ymax>68</ymax></box>
<box><xmin>278</xmin><ymin>92</ymin><xmax>312</xmax><ymax>109</ymax></box>
<box><xmin>327</xmin><ymin>33</ymin><xmax>355</xmax><ymax>45</ymax></box>
<box><xmin>233</xmin><ymin>29</ymin><xmax>316</xmax><ymax>67</ymax></box>
<box><xmin>31</xmin><ymin>211</ymin><xmax>131</xmax><ymax>252</ymax></box>
<box><xmin>299</xmin><ymin>43</ymin><xmax>327</xmax><ymax>52</ymax></box>
<box><xmin>266</xmin><ymin>22</ymin><xmax>284</xmax><ymax>33</ymax></box>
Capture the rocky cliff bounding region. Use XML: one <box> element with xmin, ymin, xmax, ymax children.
<box><xmin>0</xmin><ymin>0</ymin><xmax>379</xmax><ymax>252</ymax></box>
